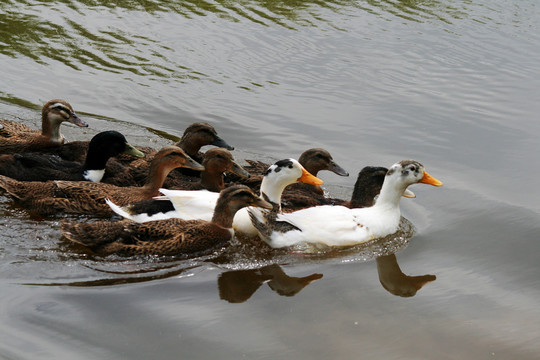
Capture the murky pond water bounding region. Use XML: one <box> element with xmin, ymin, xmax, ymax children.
<box><xmin>1</xmin><ymin>0</ymin><xmax>539</xmax><ymax>359</ymax></box>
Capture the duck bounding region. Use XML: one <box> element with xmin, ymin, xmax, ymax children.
<box><xmin>248</xmin><ymin>160</ymin><xmax>442</xmax><ymax>248</ymax></box>
<box><xmin>0</xmin><ymin>146</ymin><xmax>204</xmax><ymax>216</ymax></box>
<box><xmin>161</xmin><ymin>147</ymin><xmax>249</xmax><ymax>191</ymax></box>
<box><xmin>103</xmin><ymin>147</ymin><xmax>248</xmax><ymax>189</ymax></box>
<box><xmin>0</xmin><ymin>131</ymin><xmax>144</xmax><ymax>182</ymax></box>
<box><xmin>61</xmin><ymin>185</ymin><xmax>272</xmax><ymax>256</ymax></box>
<box><xmin>106</xmin><ymin>158</ymin><xmax>323</xmax><ymax>237</ymax></box>
<box><xmin>237</xmin><ymin>148</ymin><xmax>348</xmax><ymax>209</ymax></box>
<box><xmin>0</xmin><ymin>99</ymin><xmax>88</xmax><ymax>153</ymax></box>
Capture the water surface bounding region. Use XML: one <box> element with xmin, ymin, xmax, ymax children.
<box><xmin>1</xmin><ymin>0</ymin><xmax>539</xmax><ymax>359</ymax></box>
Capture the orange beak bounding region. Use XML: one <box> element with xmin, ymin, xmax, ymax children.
<box><xmin>420</xmin><ymin>171</ymin><xmax>443</xmax><ymax>186</ymax></box>
<box><xmin>297</xmin><ymin>168</ymin><xmax>324</xmax><ymax>185</ymax></box>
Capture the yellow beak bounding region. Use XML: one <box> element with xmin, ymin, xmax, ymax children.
<box><xmin>420</xmin><ymin>171</ymin><xmax>443</xmax><ymax>186</ymax></box>
<box><xmin>297</xmin><ymin>168</ymin><xmax>324</xmax><ymax>185</ymax></box>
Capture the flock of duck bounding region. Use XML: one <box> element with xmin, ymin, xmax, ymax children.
<box><xmin>0</xmin><ymin>99</ymin><xmax>443</xmax><ymax>257</ymax></box>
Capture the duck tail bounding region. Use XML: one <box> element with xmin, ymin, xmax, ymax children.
<box><xmin>0</xmin><ymin>174</ymin><xmax>24</xmax><ymax>200</ymax></box>
<box><xmin>106</xmin><ymin>199</ymin><xmax>133</xmax><ymax>220</ymax></box>
<box><xmin>247</xmin><ymin>209</ymin><xmax>273</xmax><ymax>242</ymax></box>
<box><xmin>61</xmin><ymin>220</ymin><xmax>127</xmax><ymax>248</ymax></box>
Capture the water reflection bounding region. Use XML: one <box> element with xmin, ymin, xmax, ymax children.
<box><xmin>217</xmin><ymin>251</ymin><xmax>435</xmax><ymax>302</ymax></box>
<box><xmin>218</xmin><ymin>264</ymin><xmax>323</xmax><ymax>303</ymax></box>
<box><xmin>376</xmin><ymin>254</ymin><xmax>436</xmax><ymax>297</ymax></box>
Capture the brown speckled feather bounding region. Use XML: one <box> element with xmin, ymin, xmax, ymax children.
<box><xmin>0</xmin><ymin>146</ymin><xmax>203</xmax><ymax>216</ymax></box>
<box><xmin>62</xmin><ymin>218</ymin><xmax>232</xmax><ymax>256</ymax></box>
<box><xmin>61</xmin><ymin>185</ymin><xmax>271</xmax><ymax>257</ymax></box>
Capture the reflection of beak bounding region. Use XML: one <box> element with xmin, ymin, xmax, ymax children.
<box><xmin>297</xmin><ymin>168</ymin><xmax>324</xmax><ymax>185</ymax></box>
<box><xmin>420</xmin><ymin>171</ymin><xmax>443</xmax><ymax>186</ymax></box>
<box><xmin>183</xmin><ymin>155</ymin><xmax>205</xmax><ymax>171</ymax></box>
<box><xmin>327</xmin><ymin>160</ymin><xmax>349</xmax><ymax>177</ymax></box>
<box><xmin>122</xmin><ymin>143</ymin><xmax>145</xmax><ymax>158</ymax></box>
<box><xmin>69</xmin><ymin>112</ymin><xmax>88</xmax><ymax>127</ymax></box>
<box><xmin>230</xmin><ymin>161</ymin><xmax>250</xmax><ymax>178</ymax></box>
<box><xmin>211</xmin><ymin>136</ymin><xmax>234</xmax><ymax>150</ymax></box>
<box><xmin>252</xmin><ymin>197</ymin><xmax>273</xmax><ymax>210</ymax></box>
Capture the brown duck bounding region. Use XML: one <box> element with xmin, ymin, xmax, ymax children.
<box><xmin>0</xmin><ymin>99</ymin><xmax>88</xmax><ymax>153</ymax></box>
<box><xmin>61</xmin><ymin>185</ymin><xmax>272</xmax><ymax>256</ymax></box>
<box><xmin>0</xmin><ymin>146</ymin><xmax>203</xmax><ymax>216</ymax></box>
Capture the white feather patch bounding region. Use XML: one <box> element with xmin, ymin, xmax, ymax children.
<box><xmin>83</xmin><ymin>169</ymin><xmax>105</xmax><ymax>182</ymax></box>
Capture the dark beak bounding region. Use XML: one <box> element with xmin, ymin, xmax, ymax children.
<box><xmin>252</xmin><ymin>197</ymin><xmax>273</xmax><ymax>210</ymax></box>
<box><xmin>69</xmin><ymin>112</ymin><xmax>88</xmax><ymax>128</ymax></box>
<box><xmin>183</xmin><ymin>155</ymin><xmax>205</xmax><ymax>171</ymax></box>
<box><xmin>327</xmin><ymin>160</ymin><xmax>349</xmax><ymax>177</ymax></box>
<box><xmin>230</xmin><ymin>161</ymin><xmax>250</xmax><ymax>178</ymax></box>
<box><xmin>211</xmin><ymin>136</ymin><xmax>234</xmax><ymax>150</ymax></box>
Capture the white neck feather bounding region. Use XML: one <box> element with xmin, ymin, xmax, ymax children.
<box><xmin>83</xmin><ymin>169</ymin><xmax>105</xmax><ymax>182</ymax></box>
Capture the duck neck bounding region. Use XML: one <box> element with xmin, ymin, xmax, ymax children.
<box><xmin>176</xmin><ymin>135</ymin><xmax>201</xmax><ymax>159</ymax></box>
<box><xmin>41</xmin><ymin>115</ymin><xmax>64</xmax><ymax>143</ymax></box>
<box><xmin>143</xmin><ymin>162</ymin><xmax>176</xmax><ymax>196</ymax></box>
<box><xmin>260</xmin><ymin>178</ymin><xmax>289</xmax><ymax>210</ymax></box>
<box><xmin>200</xmin><ymin>169</ymin><xmax>224</xmax><ymax>192</ymax></box>
<box><xmin>211</xmin><ymin>203</ymin><xmax>236</xmax><ymax>228</ymax></box>
<box><xmin>374</xmin><ymin>178</ymin><xmax>406</xmax><ymax>210</ymax></box>
<box><xmin>83</xmin><ymin>148</ymin><xmax>109</xmax><ymax>171</ymax></box>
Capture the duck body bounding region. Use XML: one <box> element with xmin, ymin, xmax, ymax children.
<box><xmin>249</xmin><ymin>160</ymin><xmax>442</xmax><ymax>248</ymax></box>
<box><xmin>107</xmin><ymin>159</ymin><xmax>323</xmax><ymax>236</ymax></box>
<box><xmin>0</xmin><ymin>131</ymin><xmax>143</xmax><ymax>182</ymax></box>
<box><xmin>0</xmin><ymin>146</ymin><xmax>203</xmax><ymax>216</ymax></box>
<box><xmin>61</xmin><ymin>185</ymin><xmax>272</xmax><ymax>256</ymax></box>
<box><xmin>0</xmin><ymin>100</ymin><xmax>88</xmax><ymax>153</ymax></box>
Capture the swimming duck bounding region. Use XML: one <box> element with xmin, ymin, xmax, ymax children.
<box><xmin>0</xmin><ymin>99</ymin><xmax>88</xmax><ymax>153</ymax></box>
<box><xmin>0</xmin><ymin>146</ymin><xmax>203</xmax><ymax>216</ymax></box>
<box><xmin>61</xmin><ymin>185</ymin><xmax>272</xmax><ymax>256</ymax></box>
<box><xmin>0</xmin><ymin>131</ymin><xmax>144</xmax><ymax>182</ymax></box>
<box><xmin>106</xmin><ymin>159</ymin><xmax>322</xmax><ymax>237</ymax></box>
<box><xmin>248</xmin><ymin>160</ymin><xmax>442</xmax><ymax>248</ymax></box>
<box><xmin>105</xmin><ymin>147</ymin><xmax>248</xmax><ymax>189</ymax></box>
<box><xmin>237</xmin><ymin>148</ymin><xmax>348</xmax><ymax>209</ymax></box>
<box><xmin>161</xmin><ymin>147</ymin><xmax>249</xmax><ymax>191</ymax></box>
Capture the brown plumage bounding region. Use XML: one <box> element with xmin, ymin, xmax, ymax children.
<box><xmin>0</xmin><ymin>146</ymin><xmax>203</xmax><ymax>216</ymax></box>
<box><xmin>0</xmin><ymin>99</ymin><xmax>88</xmax><ymax>153</ymax></box>
<box><xmin>61</xmin><ymin>185</ymin><xmax>272</xmax><ymax>256</ymax></box>
<box><xmin>164</xmin><ymin>148</ymin><xmax>249</xmax><ymax>191</ymax></box>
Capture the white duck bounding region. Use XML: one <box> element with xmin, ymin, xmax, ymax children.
<box><xmin>248</xmin><ymin>160</ymin><xmax>442</xmax><ymax>248</ymax></box>
<box><xmin>107</xmin><ymin>159</ymin><xmax>323</xmax><ymax>236</ymax></box>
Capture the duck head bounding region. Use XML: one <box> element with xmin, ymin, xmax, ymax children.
<box><xmin>376</xmin><ymin>160</ymin><xmax>442</xmax><ymax>206</ymax></box>
<box><xmin>298</xmin><ymin>148</ymin><xmax>349</xmax><ymax>177</ymax></box>
<box><xmin>150</xmin><ymin>146</ymin><xmax>204</xmax><ymax>175</ymax></box>
<box><xmin>212</xmin><ymin>185</ymin><xmax>272</xmax><ymax>227</ymax></box>
<box><xmin>260</xmin><ymin>159</ymin><xmax>323</xmax><ymax>203</ymax></box>
<box><xmin>41</xmin><ymin>99</ymin><xmax>88</xmax><ymax>142</ymax></box>
<box><xmin>202</xmin><ymin>148</ymin><xmax>248</xmax><ymax>178</ymax></box>
<box><xmin>176</xmin><ymin>122</ymin><xmax>234</xmax><ymax>158</ymax></box>
<box><xmin>87</xmin><ymin>131</ymin><xmax>144</xmax><ymax>160</ymax></box>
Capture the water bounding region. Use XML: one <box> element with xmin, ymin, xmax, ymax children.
<box><xmin>1</xmin><ymin>0</ymin><xmax>540</xmax><ymax>359</ymax></box>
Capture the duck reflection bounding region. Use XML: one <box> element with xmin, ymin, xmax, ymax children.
<box><xmin>218</xmin><ymin>264</ymin><xmax>323</xmax><ymax>303</ymax></box>
<box><xmin>218</xmin><ymin>251</ymin><xmax>435</xmax><ymax>302</ymax></box>
<box><xmin>376</xmin><ymin>253</ymin><xmax>436</xmax><ymax>297</ymax></box>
